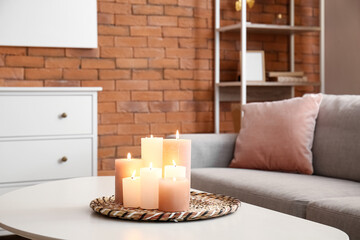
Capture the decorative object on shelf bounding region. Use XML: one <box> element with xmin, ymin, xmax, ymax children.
<box><xmin>267</xmin><ymin>71</ymin><xmax>307</xmax><ymax>82</ymax></box>
<box><xmin>235</xmin><ymin>0</ymin><xmax>255</xmax><ymax>11</ymax></box>
<box><xmin>90</xmin><ymin>191</ymin><xmax>241</xmax><ymax>222</ymax></box>
<box><xmin>268</xmin><ymin>71</ymin><xmax>304</xmax><ymax>78</ymax></box>
<box><xmin>274</xmin><ymin>13</ymin><xmax>287</xmax><ymax>25</ymax></box>
<box><xmin>237</xmin><ymin>50</ymin><xmax>266</xmax><ymax>82</ymax></box>
<box><xmin>276</xmin><ymin>76</ymin><xmax>308</xmax><ymax>83</ymax></box>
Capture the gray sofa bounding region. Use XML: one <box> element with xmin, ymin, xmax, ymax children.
<box><xmin>181</xmin><ymin>95</ymin><xmax>360</xmax><ymax>240</ymax></box>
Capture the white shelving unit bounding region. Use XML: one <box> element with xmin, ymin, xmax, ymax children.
<box><xmin>214</xmin><ymin>0</ymin><xmax>325</xmax><ymax>133</ymax></box>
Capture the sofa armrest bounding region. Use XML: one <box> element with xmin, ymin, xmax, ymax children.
<box><xmin>166</xmin><ymin>133</ymin><xmax>237</xmax><ymax>168</ymax></box>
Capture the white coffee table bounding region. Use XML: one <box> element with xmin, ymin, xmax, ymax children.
<box><xmin>0</xmin><ymin>177</ymin><xmax>349</xmax><ymax>240</ymax></box>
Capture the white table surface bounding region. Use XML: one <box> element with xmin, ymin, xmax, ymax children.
<box><xmin>0</xmin><ymin>177</ymin><xmax>349</xmax><ymax>240</ymax></box>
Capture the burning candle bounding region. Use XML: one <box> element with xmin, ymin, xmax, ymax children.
<box><xmin>140</xmin><ymin>162</ymin><xmax>162</xmax><ymax>209</ymax></box>
<box><xmin>115</xmin><ymin>153</ymin><xmax>143</xmax><ymax>204</ymax></box>
<box><xmin>122</xmin><ymin>170</ymin><xmax>141</xmax><ymax>208</ymax></box>
<box><xmin>164</xmin><ymin>160</ymin><xmax>186</xmax><ymax>178</ymax></box>
<box><xmin>141</xmin><ymin>135</ymin><xmax>163</xmax><ymax>168</ymax></box>
<box><xmin>159</xmin><ymin>177</ymin><xmax>190</xmax><ymax>212</ymax></box>
<box><xmin>163</xmin><ymin>130</ymin><xmax>191</xmax><ymax>181</ymax></box>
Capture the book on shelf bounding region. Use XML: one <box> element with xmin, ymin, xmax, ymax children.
<box><xmin>267</xmin><ymin>71</ymin><xmax>304</xmax><ymax>78</ymax></box>
<box><xmin>268</xmin><ymin>76</ymin><xmax>308</xmax><ymax>83</ymax></box>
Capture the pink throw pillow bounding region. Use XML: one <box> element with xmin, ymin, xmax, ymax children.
<box><xmin>229</xmin><ymin>94</ymin><xmax>323</xmax><ymax>174</ymax></box>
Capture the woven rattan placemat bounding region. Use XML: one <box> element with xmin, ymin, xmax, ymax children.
<box><xmin>90</xmin><ymin>191</ymin><xmax>241</xmax><ymax>222</ymax></box>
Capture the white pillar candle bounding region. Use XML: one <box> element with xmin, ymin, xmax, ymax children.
<box><xmin>163</xmin><ymin>130</ymin><xmax>191</xmax><ymax>181</ymax></box>
<box><xmin>141</xmin><ymin>135</ymin><xmax>163</xmax><ymax>168</ymax></box>
<box><xmin>122</xmin><ymin>171</ymin><xmax>141</xmax><ymax>208</ymax></box>
<box><xmin>140</xmin><ymin>163</ymin><xmax>162</xmax><ymax>209</ymax></box>
<box><xmin>164</xmin><ymin>160</ymin><xmax>186</xmax><ymax>178</ymax></box>
<box><xmin>115</xmin><ymin>153</ymin><xmax>143</xmax><ymax>204</ymax></box>
<box><xmin>159</xmin><ymin>177</ymin><xmax>190</xmax><ymax>212</ymax></box>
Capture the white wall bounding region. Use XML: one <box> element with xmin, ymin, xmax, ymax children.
<box><xmin>0</xmin><ymin>0</ymin><xmax>97</xmax><ymax>48</ymax></box>
<box><xmin>325</xmin><ymin>0</ymin><xmax>360</xmax><ymax>94</ymax></box>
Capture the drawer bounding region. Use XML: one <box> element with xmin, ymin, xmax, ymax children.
<box><xmin>0</xmin><ymin>138</ymin><xmax>93</xmax><ymax>183</ymax></box>
<box><xmin>0</xmin><ymin>95</ymin><xmax>93</xmax><ymax>137</ymax></box>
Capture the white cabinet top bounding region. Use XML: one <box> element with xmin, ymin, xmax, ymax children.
<box><xmin>0</xmin><ymin>87</ymin><xmax>103</xmax><ymax>92</ymax></box>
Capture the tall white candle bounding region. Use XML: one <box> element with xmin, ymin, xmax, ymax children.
<box><xmin>163</xmin><ymin>130</ymin><xmax>191</xmax><ymax>181</ymax></box>
<box><xmin>164</xmin><ymin>160</ymin><xmax>186</xmax><ymax>178</ymax></box>
<box><xmin>122</xmin><ymin>171</ymin><xmax>141</xmax><ymax>208</ymax></box>
<box><xmin>140</xmin><ymin>163</ymin><xmax>162</xmax><ymax>209</ymax></box>
<box><xmin>141</xmin><ymin>135</ymin><xmax>163</xmax><ymax>168</ymax></box>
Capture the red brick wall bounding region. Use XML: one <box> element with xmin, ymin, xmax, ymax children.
<box><xmin>0</xmin><ymin>0</ymin><xmax>319</xmax><ymax>175</ymax></box>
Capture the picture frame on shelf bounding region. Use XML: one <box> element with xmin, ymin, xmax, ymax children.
<box><xmin>237</xmin><ymin>50</ymin><xmax>266</xmax><ymax>82</ymax></box>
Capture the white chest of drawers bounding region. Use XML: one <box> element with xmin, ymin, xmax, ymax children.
<box><xmin>0</xmin><ymin>87</ymin><xmax>102</xmax><ymax>236</ymax></box>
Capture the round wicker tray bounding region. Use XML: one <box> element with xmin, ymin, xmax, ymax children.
<box><xmin>90</xmin><ymin>191</ymin><xmax>241</xmax><ymax>222</ymax></box>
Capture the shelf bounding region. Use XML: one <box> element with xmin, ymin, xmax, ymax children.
<box><xmin>213</xmin><ymin>0</ymin><xmax>324</xmax><ymax>133</ymax></box>
<box><xmin>217</xmin><ymin>23</ymin><xmax>320</xmax><ymax>34</ymax></box>
<box><xmin>218</xmin><ymin>82</ymin><xmax>320</xmax><ymax>103</ymax></box>
<box><xmin>217</xmin><ymin>81</ymin><xmax>320</xmax><ymax>87</ymax></box>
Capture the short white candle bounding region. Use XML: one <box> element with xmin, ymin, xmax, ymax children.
<box><xmin>164</xmin><ymin>160</ymin><xmax>186</xmax><ymax>178</ymax></box>
<box><xmin>115</xmin><ymin>153</ymin><xmax>143</xmax><ymax>204</ymax></box>
<box><xmin>122</xmin><ymin>171</ymin><xmax>141</xmax><ymax>208</ymax></box>
<box><xmin>140</xmin><ymin>163</ymin><xmax>162</xmax><ymax>209</ymax></box>
<box><xmin>141</xmin><ymin>135</ymin><xmax>163</xmax><ymax>168</ymax></box>
<box><xmin>159</xmin><ymin>177</ymin><xmax>190</xmax><ymax>212</ymax></box>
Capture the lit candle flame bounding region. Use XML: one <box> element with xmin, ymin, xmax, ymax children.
<box><xmin>131</xmin><ymin>170</ymin><xmax>136</xmax><ymax>179</ymax></box>
<box><xmin>149</xmin><ymin>162</ymin><xmax>152</xmax><ymax>170</ymax></box>
<box><xmin>173</xmin><ymin>177</ymin><xmax>176</xmax><ymax>181</ymax></box>
<box><xmin>127</xmin><ymin>152</ymin><xmax>131</xmax><ymax>160</ymax></box>
<box><xmin>172</xmin><ymin>160</ymin><xmax>177</xmax><ymax>167</ymax></box>
<box><xmin>176</xmin><ymin>130</ymin><xmax>179</xmax><ymax>140</ymax></box>
<box><xmin>150</xmin><ymin>134</ymin><xmax>153</xmax><ymax>138</ymax></box>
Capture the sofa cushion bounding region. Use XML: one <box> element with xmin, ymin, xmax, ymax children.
<box><xmin>306</xmin><ymin>197</ymin><xmax>360</xmax><ymax>240</ymax></box>
<box><xmin>313</xmin><ymin>94</ymin><xmax>360</xmax><ymax>182</ymax></box>
<box><xmin>167</xmin><ymin>133</ymin><xmax>237</xmax><ymax>168</ymax></box>
<box><xmin>191</xmin><ymin>168</ymin><xmax>360</xmax><ymax>218</ymax></box>
<box><xmin>229</xmin><ymin>94</ymin><xmax>322</xmax><ymax>175</ymax></box>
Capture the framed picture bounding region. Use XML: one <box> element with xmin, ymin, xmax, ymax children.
<box><xmin>237</xmin><ymin>51</ymin><xmax>266</xmax><ymax>82</ymax></box>
<box><xmin>0</xmin><ymin>0</ymin><xmax>97</xmax><ymax>48</ymax></box>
